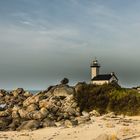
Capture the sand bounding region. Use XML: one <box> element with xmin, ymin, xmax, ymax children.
<box><xmin>0</xmin><ymin>115</ymin><xmax>140</xmax><ymax>140</ymax></box>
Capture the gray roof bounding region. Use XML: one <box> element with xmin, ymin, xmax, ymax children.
<box><xmin>92</xmin><ymin>74</ymin><xmax>118</xmax><ymax>81</ymax></box>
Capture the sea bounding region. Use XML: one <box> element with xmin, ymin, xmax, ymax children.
<box><xmin>7</xmin><ymin>90</ymin><xmax>41</xmax><ymax>94</ymax></box>
<box><xmin>28</xmin><ymin>90</ymin><xmax>41</xmax><ymax>94</ymax></box>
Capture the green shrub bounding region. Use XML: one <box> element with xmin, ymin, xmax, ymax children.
<box><xmin>74</xmin><ymin>83</ymin><xmax>140</xmax><ymax>115</ymax></box>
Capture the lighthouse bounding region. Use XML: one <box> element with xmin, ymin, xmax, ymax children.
<box><xmin>90</xmin><ymin>58</ymin><xmax>100</xmax><ymax>79</ymax></box>
<box><xmin>90</xmin><ymin>58</ymin><xmax>118</xmax><ymax>85</ymax></box>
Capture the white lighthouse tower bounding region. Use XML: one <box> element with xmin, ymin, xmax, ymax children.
<box><xmin>90</xmin><ymin>58</ymin><xmax>100</xmax><ymax>79</ymax></box>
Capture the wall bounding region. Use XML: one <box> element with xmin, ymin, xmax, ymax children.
<box><xmin>91</xmin><ymin>80</ymin><xmax>109</xmax><ymax>85</ymax></box>
<box><xmin>109</xmin><ymin>76</ymin><xmax>118</xmax><ymax>83</ymax></box>
<box><xmin>91</xmin><ymin>67</ymin><xmax>99</xmax><ymax>79</ymax></box>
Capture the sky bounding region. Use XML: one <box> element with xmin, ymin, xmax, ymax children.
<box><xmin>0</xmin><ymin>0</ymin><xmax>140</xmax><ymax>89</ymax></box>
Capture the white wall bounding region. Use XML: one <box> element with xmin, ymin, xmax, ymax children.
<box><xmin>91</xmin><ymin>80</ymin><xmax>109</xmax><ymax>85</ymax></box>
<box><xmin>91</xmin><ymin>67</ymin><xmax>99</xmax><ymax>79</ymax></box>
<box><xmin>109</xmin><ymin>76</ymin><xmax>118</xmax><ymax>83</ymax></box>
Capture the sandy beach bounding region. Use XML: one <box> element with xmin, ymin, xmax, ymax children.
<box><xmin>0</xmin><ymin>115</ymin><xmax>140</xmax><ymax>140</ymax></box>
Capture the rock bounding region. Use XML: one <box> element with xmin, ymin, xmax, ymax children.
<box><xmin>23</xmin><ymin>93</ymin><xmax>44</xmax><ymax>107</ymax></box>
<box><xmin>66</xmin><ymin>108</ymin><xmax>77</xmax><ymax>116</ymax></box>
<box><xmin>4</xmin><ymin>95</ymin><xmax>11</xmax><ymax>102</ymax></box>
<box><xmin>56</xmin><ymin>112</ymin><xmax>64</xmax><ymax>121</ymax></box>
<box><xmin>71</xmin><ymin>119</ymin><xmax>78</xmax><ymax>126</ymax></box>
<box><xmin>24</xmin><ymin>91</ymin><xmax>32</xmax><ymax>97</ymax></box>
<box><xmin>12</xmin><ymin>91</ymin><xmax>19</xmax><ymax>97</ymax></box>
<box><xmin>82</xmin><ymin>111</ymin><xmax>90</xmax><ymax>117</ymax></box>
<box><xmin>89</xmin><ymin>110</ymin><xmax>100</xmax><ymax>117</ymax></box>
<box><xmin>0</xmin><ymin>110</ymin><xmax>10</xmax><ymax>117</ymax></box>
<box><xmin>0</xmin><ymin>107</ymin><xmax>5</xmax><ymax>111</ymax></box>
<box><xmin>63</xmin><ymin>112</ymin><xmax>69</xmax><ymax>119</ymax></box>
<box><xmin>42</xmin><ymin>118</ymin><xmax>56</xmax><ymax>127</ymax></box>
<box><xmin>76</xmin><ymin>116</ymin><xmax>91</xmax><ymax>124</ymax></box>
<box><xmin>53</xmin><ymin>85</ymin><xmax>75</xmax><ymax>97</ymax></box>
<box><xmin>26</xmin><ymin>112</ymin><xmax>34</xmax><ymax>120</ymax></box>
<box><xmin>15</xmin><ymin>88</ymin><xmax>24</xmax><ymax>94</ymax></box>
<box><xmin>0</xmin><ymin>89</ymin><xmax>7</xmax><ymax>97</ymax></box>
<box><xmin>26</xmin><ymin>104</ymin><xmax>39</xmax><ymax>112</ymax></box>
<box><xmin>17</xmin><ymin>120</ymin><xmax>40</xmax><ymax>131</ymax></box>
<box><xmin>12</xmin><ymin>88</ymin><xmax>24</xmax><ymax>97</ymax></box>
<box><xmin>104</xmin><ymin>112</ymin><xmax>116</xmax><ymax>118</ymax></box>
<box><xmin>47</xmin><ymin>113</ymin><xmax>56</xmax><ymax>120</ymax></box>
<box><xmin>64</xmin><ymin>120</ymin><xmax>78</xmax><ymax>128</ymax></box>
<box><xmin>76</xmin><ymin>107</ymin><xmax>81</xmax><ymax>113</ymax></box>
<box><xmin>12</xmin><ymin>110</ymin><xmax>20</xmax><ymax>119</ymax></box>
<box><xmin>51</xmin><ymin>106</ymin><xmax>59</xmax><ymax>114</ymax></box>
<box><xmin>8</xmin><ymin>118</ymin><xmax>21</xmax><ymax>131</ymax></box>
<box><xmin>44</xmin><ymin>86</ymin><xmax>54</xmax><ymax>93</ymax></box>
<box><xmin>18</xmin><ymin>109</ymin><xmax>28</xmax><ymax>119</ymax></box>
<box><xmin>32</xmin><ymin>111</ymin><xmax>45</xmax><ymax>120</ymax></box>
<box><xmin>56</xmin><ymin>101</ymin><xmax>62</xmax><ymax>107</ymax></box>
<box><xmin>55</xmin><ymin>122</ymin><xmax>62</xmax><ymax>127</ymax></box>
<box><xmin>0</xmin><ymin>117</ymin><xmax>12</xmax><ymax>130</ymax></box>
<box><xmin>71</xmin><ymin>102</ymin><xmax>78</xmax><ymax>108</ymax></box>
<box><xmin>39</xmin><ymin>99</ymin><xmax>50</xmax><ymax>108</ymax></box>
<box><xmin>40</xmin><ymin>107</ymin><xmax>49</xmax><ymax>117</ymax></box>
<box><xmin>74</xmin><ymin>82</ymin><xmax>86</xmax><ymax>93</ymax></box>
<box><xmin>12</xmin><ymin>105</ymin><xmax>21</xmax><ymax>111</ymax></box>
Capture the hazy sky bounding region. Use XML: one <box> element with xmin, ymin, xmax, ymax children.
<box><xmin>0</xmin><ymin>0</ymin><xmax>140</xmax><ymax>89</ymax></box>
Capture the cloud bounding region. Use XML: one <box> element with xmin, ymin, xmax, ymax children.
<box><xmin>1</xmin><ymin>0</ymin><xmax>140</xmax><ymax>88</ymax></box>
<box><xmin>19</xmin><ymin>20</ymin><xmax>33</xmax><ymax>26</ymax></box>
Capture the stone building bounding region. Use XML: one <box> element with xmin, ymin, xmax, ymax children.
<box><xmin>90</xmin><ymin>59</ymin><xmax>118</xmax><ymax>85</ymax></box>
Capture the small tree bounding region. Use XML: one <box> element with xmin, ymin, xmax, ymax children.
<box><xmin>60</xmin><ymin>78</ymin><xmax>69</xmax><ymax>85</ymax></box>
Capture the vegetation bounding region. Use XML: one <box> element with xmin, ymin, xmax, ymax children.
<box><xmin>60</xmin><ymin>78</ymin><xmax>69</xmax><ymax>85</ymax></box>
<box><xmin>75</xmin><ymin>83</ymin><xmax>140</xmax><ymax>115</ymax></box>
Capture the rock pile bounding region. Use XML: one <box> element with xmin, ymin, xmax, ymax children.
<box><xmin>0</xmin><ymin>83</ymin><xmax>90</xmax><ymax>131</ymax></box>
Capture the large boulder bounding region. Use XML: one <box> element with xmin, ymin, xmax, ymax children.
<box><xmin>12</xmin><ymin>88</ymin><xmax>24</xmax><ymax>97</ymax></box>
<box><xmin>82</xmin><ymin>111</ymin><xmax>90</xmax><ymax>117</ymax></box>
<box><xmin>17</xmin><ymin>120</ymin><xmax>40</xmax><ymax>131</ymax></box>
<box><xmin>32</xmin><ymin>111</ymin><xmax>46</xmax><ymax>120</ymax></box>
<box><xmin>8</xmin><ymin>118</ymin><xmax>22</xmax><ymax>131</ymax></box>
<box><xmin>23</xmin><ymin>94</ymin><xmax>39</xmax><ymax>107</ymax></box>
<box><xmin>0</xmin><ymin>117</ymin><xmax>12</xmax><ymax>130</ymax></box>
<box><xmin>53</xmin><ymin>85</ymin><xmax>75</xmax><ymax>97</ymax></box>
<box><xmin>40</xmin><ymin>107</ymin><xmax>49</xmax><ymax>117</ymax></box>
<box><xmin>42</xmin><ymin>118</ymin><xmax>56</xmax><ymax>127</ymax></box>
<box><xmin>75</xmin><ymin>116</ymin><xmax>91</xmax><ymax>124</ymax></box>
<box><xmin>64</xmin><ymin>120</ymin><xmax>78</xmax><ymax>128</ymax></box>
<box><xmin>12</xmin><ymin>110</ymin><xmax>20</xmax><ymax>119</ymax></box>
<box><xmin>103</xmin><ymin>112</ymin><xmax>116</xmax><ymax>118</ymax></box>
<box><xmin>0</xmin><ymin>89</ymin><xmax>7</xmax><ymax>97</ymax></box>
<box><xmin>18</xmin><ymin>109</ymin><xmax>28</xmax><ymax>119</ymax></box>
<box><xmin>0</xmin><ymin>109</ymin><xmax>11</xmax><ymax>117</ymax></box>
<box><xmin>89</xmin><ymin>110</ymin><xmax>100</xmax><ymax>117</ymax></box>
<box><xmin>39</xmin><ymin>99</ymin><xmax>50</xmax><ymax>108</ymax></box>
<box><xmin>23</xmin><ymin>91</ymin><xmax>32</xmax><ymax>97</ymax></box>
<box><xmin>26</xmin><ymin>104</ymin><xmax>39</xmax><ymax>112</ymax></box>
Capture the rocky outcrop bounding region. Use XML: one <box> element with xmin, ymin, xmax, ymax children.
<box><xmin>0</xmin><ymin>82</ymin><xmax>92</xmax><ymax>131</ymax></box>
<box><xmin>0</xmin><ymin>80</ymin><xmax>107</xmax><ymax>131</ymax></box>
